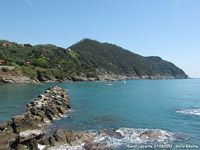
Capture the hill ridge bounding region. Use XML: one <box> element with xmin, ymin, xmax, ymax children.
<box><xmin>0</xmin><ymin>39</ymin><xmax>188</xmax><ymax>83</ymax></box>
<box><xmin>70</xmin><ymin>39</ymin><xmax>188</xmax><ymax>79</ymax></box>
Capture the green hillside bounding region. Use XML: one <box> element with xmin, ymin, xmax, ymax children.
<box><xmin>0</xmin><ymin>40</ymin><xmax>96</xmax><ymax>81</ymax></box>
<box><xmin>0</xmin><ymin>39</ymin><xmax>188</xmax><ymax>82</ymax></box>
<box><xmin>70</xmin><ymin>39</ymin><xmax>188</xmax><ymax>79</ymax></box>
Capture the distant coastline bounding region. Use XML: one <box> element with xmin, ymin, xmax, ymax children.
<box><xmin>0</xmin><ymin>74</ymin><xmax>189</xmax><ymax>84</ymax></box>
<box><xmin>0</xmin><ymin>39</ymin><xmax>188</xmax><ymax>84</ymax></box>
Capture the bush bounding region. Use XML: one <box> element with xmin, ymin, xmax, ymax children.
<box><xmin>32</xmin><ymin>58</ymin><xmax>49</xmax><ymax>68</ymax></box>
<box><xmin>1</xmin><ymin>67</ymin><xmax>9</xmax><ymax>72</ymax></box>
<box><xmin>37</xmin><ymin>70</ymin><xmax>52</xmax><ymax>81</ymax></box>
<box><xmin>24</xmin><ymin>44</ymin><xmax>32</xmax><ymax>47</ymax></box>
<box><xmin>22</xmin><ymin>66</ymin><xmax>37</xmax><ymax>78</ymax></box>
<box><xmin>86</xmin><ymin>72</ymin><xmax>97</xmax><ymax>78</ymax></box>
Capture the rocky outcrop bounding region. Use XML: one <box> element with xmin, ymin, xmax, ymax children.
<box><xmin>140</xmin><ymin>130</ymin><xmax>163</xmax><ymax>139</ymax></box>
<box><xmin>0</xmin><ymin>86</ymin><xmax>71</xmax><ymax>149</ymax></box>
<box><xmin>39</xmin><ymin>129</ymin><xmax>96</xmax><ymax>149</ymax></box>
<box><xmin>0</xmin><ymin>86</ymin><xmax>102</xmax><ymax>150</ymax></box>
<box><xmin>0</xmin><ymin>75</ymin><xmax>40</xmax><ymax>84</ymax></box>
<box><xmin>71</xmin><ymin>76</ymin><xmax>100</xmax><ymax>82</ymax></box>
<box><xmin>0</xmin><ymin>72</ymin><xmax>189</xmax><ymax>85</ymax></box>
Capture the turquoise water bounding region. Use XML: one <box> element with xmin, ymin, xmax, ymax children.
<box><xmin>0</xmin><ymin>79</ymin><xmax>200</xmax><ymax>149</ymax></box>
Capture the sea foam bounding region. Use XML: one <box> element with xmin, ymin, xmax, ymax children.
<box><xmin>42</xmin><ymin>128</ymin><xmax>176</xmax><ymax>150</ymax></box>
<box><xmin>93</xmin><ymin>128</ymin><xmax>176</xmax><ymax>148</ymax></box>
<box><xmin>177</xmin><ymin>109</ymin><xmax>200</xmax><ymax>116</ymax></box>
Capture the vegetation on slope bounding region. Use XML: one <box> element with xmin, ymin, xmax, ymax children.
<box><xmin>0</xmin><ymin>39</ymin><xmax>188</xmax><ymax>81</ymax></box>
<box><xmin>0</xmin><ymin>40</ymin><xmax>96</xmax><ymax>81</ymax></box>
<box><xmin>70</xmin><ymin>39</ymin><xmax>188</xmax><ymax>78</ymax></box>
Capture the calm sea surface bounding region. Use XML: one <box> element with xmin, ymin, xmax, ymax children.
<box><xmin>0</xmin><ymin>79</ymin><xmax>200</xmax><ymax>149</ymax></box>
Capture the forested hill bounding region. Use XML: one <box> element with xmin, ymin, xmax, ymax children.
<box><xmin>0</xmin><ymin>39</ymin><xmax>188</xmax><ymax>83</ymax></box>
<box><xmin>70</xmin><ymin>39</ymin><xmax>188</xmax><ymax>79</ymax></box>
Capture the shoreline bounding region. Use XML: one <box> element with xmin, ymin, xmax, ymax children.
<box><xmin>0</xmin><ymin>74</ymin><xmax>190</xmax><ymax>85</ymax></box>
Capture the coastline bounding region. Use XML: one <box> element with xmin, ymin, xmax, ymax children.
<box><xmin>0</xmin><ymin>74</ymin><xmax>190</xmax><ymax>85</ymax></box>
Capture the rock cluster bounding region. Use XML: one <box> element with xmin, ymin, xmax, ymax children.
<box><xmin>40</xmin><ymin>129</ymin><xmax>96</xmax><ymax>149</ymax></box>
<box><xmin>0</xmin><ymin>86</ymin><xmax>71</xmax><ymax>149</ymax></box>
<box><xmin>0</xmin><ymin>75</ymin><xmax>40</xmax><ymax>84</ymax></box>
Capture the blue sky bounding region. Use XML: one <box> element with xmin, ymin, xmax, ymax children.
<box><xmin>0</xmin><ymin>0</ymin><xmax>200</xmax><ymax>77</ymax></box>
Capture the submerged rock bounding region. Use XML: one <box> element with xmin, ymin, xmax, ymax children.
<box><xmin>140</xmin><ymin>130</ymin><xmax>163</xmax><ymax>139</ymax></box>
<box><xmin>99</xmin><ymin>129</ymin><xmax>122</xmax><ymax>139</ymax></box>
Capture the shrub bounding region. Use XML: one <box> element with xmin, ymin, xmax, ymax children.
<box><xmin>1</xmin><ymin>67</ymin><xmax>9</xmax><ymax>72</ymax></box>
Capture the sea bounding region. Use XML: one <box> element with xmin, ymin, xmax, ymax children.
<box><xmin>0</xmin><ymin>79</ymin><xmax>200</xmax><ymax>150</ymax></box>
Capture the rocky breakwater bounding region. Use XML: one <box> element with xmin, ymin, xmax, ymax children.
<box><xmin>0</xmin><ymin>86</ymin><xmax>76</xmax><ymax>149</ymax></box>
<box><xmin>0</xmin><ymin>86</ymin><xmax>168</xmax><ymax>150</ymax></box>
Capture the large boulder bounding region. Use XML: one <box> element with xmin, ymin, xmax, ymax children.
<box><xmin>0</xmin><ymin>123</ymin><xmax>7</xmax><ymax>131</ymax></box>
<box><xmin>8</xmin><ymin>112</ymin><xmax>37</xmax><ymax>133</ymax></box>
<box><xmin>19</xmin><ymin>129</ymin><xmax>43</xmax><ymax>143</ymax></box>
<box><xmin>53</xmin><ymin>129</ymin><xmax>67</xmax><ymax>142</ymax></box>
<box><xmin>49</xmin><ymin>136</ymin><xmax>56</xmax><ymax>146</ymax></box>
<box><xmin>0</xmin><ymin>131</ymin><xmax>17</xmax><ymax>150</ymax></box>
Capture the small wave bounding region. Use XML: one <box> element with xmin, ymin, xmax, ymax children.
<box><xmin>93</xmin><ymin>128</ymin><xmax>176</xmax><ymax>148</ymax></box>
<box><xmin>177</xmin><ymin>109</ymin><xmax>200</xmax><ymax>116</ymax></box>
<box><xmin>47</xmin><ymin>143</ymin><xmax>85</xmax><ymax>150</ymax></box>
<box><xmin>45</xmin><ymin>128</ymin><xmax>177</xmax><ymax>150</ymax></box>
<box><xmin>67</xmin><ymin>109</ymin><xmax>75</xmax><ymax>112</ymax></box>
<box><xmin>38</xmin><ymin>144</ymin><xmax>46</xmax><ymax>150</ymax></box>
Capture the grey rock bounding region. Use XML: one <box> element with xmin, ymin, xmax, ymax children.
<box><xmin>0</xmin><ymin>123</ymin><xmax>7</xmax><ymax>131</ymax></box>
<box><xmin>0</xmin><ymin>131</ymin><xmax>17</xmax><ymax>150</ymax></box>
<box><xmin>140</xmin><ymin>130</ymin><xmax>163</xmax><ymax>139</ymax></box>
<box><xmin>39</xmin><ymin>135</ymin><xmax>50</xmax><ymax>145</ymax></box>
<box><xmin>49</xmin><ymin>136</ymin><xmax>56</xmax><ymax>146</ymax></box>
<box><xmin>37</xmin><ymin>110</ymin><xmax>47</xmax><ymax>119</ymax></box>
<box><xmin>45</xmin><ymin>111</ymin><xmax>55</xmax><ymax>121</ymax></box>
<box><xmin>16</xmin><ymin>144</ymin><xmax>29</xmax><ymax>150</ymax></box>
<box><xmin>19</xmin><ymin>129</ymin><xmax>43</xmax><ymax>143</ymax></box>
<box><xmin>53</xmin><ymin>129</ymin><xmax>67</xmax><ymax>142</ymax></box>
<box><xmin>29</xmin><ymin>139</ymin><xmax>39</xmax><ymax>150</ymax></box>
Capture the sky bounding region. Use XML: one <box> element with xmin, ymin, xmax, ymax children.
<box><xmin>0</xmin><ymin>0</ymin><xmax>200</xmax><ymax>78</ymax></box>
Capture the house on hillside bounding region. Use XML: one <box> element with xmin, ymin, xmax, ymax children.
<box><xmin>0</xmin><ymin>60</ymin><xmax>6</xmax><ymax>65</ymax></box>
<box><xmin>2</xmin><ymin>42</ymin><xmax>12</xmax><ymax>47</ymax></box>
<box><xmin>26</xmin><ymin>62</ymin><xmax>31</xmax><ymax>65</ymax></box>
